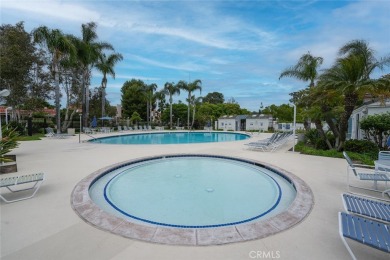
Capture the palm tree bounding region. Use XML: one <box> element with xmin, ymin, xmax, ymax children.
<box><xmin>73</xmin><ymin>22</ymin><xmax>113</xmax><ymax>128</ymax></box>
<box><xmin>189</xmin><ymin>95</ymin><xmax>203</xmax><ymax>129</ymax></box>
<box><xmin>153</xmin><ymin>89</ymin><xmax>166</xmax><ymax>125</ymax></box>
<box><xmin>319</xmin><ymin>40</ymin><xmax>390</xmax><ymax>150</ymax></box>
<box><xmin>163</xmin><ymin>82</ymin><xmax>180</xmax><ymax>129</ymax></box>
<box><xmin>279</xmin><ymin>52</ymin><xmax>323</xmax><ymax>88</ymax></box>
<box><xmin>177</xmin><ymin>79</ymin><xmax>202</xmax><ymax>129</ymax></box>
<box><xmin>143</xmin><ymin>83</ymin><xmax>157</xmax><ymax>126</ymax></box>
<box><xmin>280</xmin><ymin>52</ymin><xmax>324</xmax><ymax>132</ymax></box>
<box><xmin>33</xmin><ymin>26</ymin><xmax>76</xmax><ymax>133</ymax></box>
<box><xmin>95</xmin><ymin>52</ymin><xmax>123</xmax><ymax>119</ymax></box>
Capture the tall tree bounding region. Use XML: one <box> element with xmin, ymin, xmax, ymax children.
<box><xmin>177</xmin><ymin>79</ymin><xmax>202</xmax><ymax>129</ymax></box>
<box><xmin>143</xmin><ymin>83</ymin><xmax>157</xmax><ymax>126</ymax></box>
<box><xmin>202</xmin><ymin>92</ymin><xmax>224</xmax><ymax>104</ymax></box>
<box><xmin>1</xmin><ymin>22</ymin><xmax>52</xmax><ymax>121</ymax></box>
<box><xmin>163</xmin><ymin>82</ymin><xmax>180</xmax><ymax>129</ymax></box>
<box><xmin>319</xmin><ymin>40</ymin><xmax>390</xmax><ymax>150</ymax></box>
<box><xmin>279</xmin><ymin>52</ymin><xmax>323</xmax><ymax>88</ymax></box>
<box><xmin>72</xmin><ymin>22</ymin><xmax>113</xmax><ymax>128</ymax></box>
<box><xmin>95</xmin><ymin>52</ymin><xmax>123</xmax><ymax>119</ymax></box>
<box><xmin>33</xmin><ymin>26</ymin><xmax>76</xmax><ymax>133</ymax></box>
<box><xmin>121</xmin><ymin>79</ymin><xmax>147</xmax><ymax>119</ymax></box>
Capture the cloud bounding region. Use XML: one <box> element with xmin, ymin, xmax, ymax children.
<box><xmin>2</xmin><ymin>0</ymin><xmax>100</xmax><ymax>23</ymax></box>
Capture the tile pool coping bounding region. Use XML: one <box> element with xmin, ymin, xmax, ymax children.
<box><xmin>70</xmin><ymin>154</ymin><xmax>314</xmax><ymax>246</ymax></box>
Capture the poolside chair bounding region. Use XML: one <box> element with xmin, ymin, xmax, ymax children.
<box><xmin>0</xmin><ymin>173</ymin><xmax>45</xmax><ymax>203</ymax></box>
<box><xmin>45</xmin><ymin>127</ymin><xmax>55</xmax><ymax>137</ymax></box>
<box><xmin>342</xmin><ymin>193</ymin><xmax>390</xmax><ymax>222</ymax></box>
<box><xmin>343</xmin><ymin>151</ymin><xmax>390</xmax><ymax>192</ymax></box>
<box><xmin>379</xmin><ymin>151</ymin><xmax>390</xmax><ymax>161</ymax></box>
<box><xmin>338</xmin><ymin>212</ymin><xmax>390</xmax><ymax>260</ymax></box>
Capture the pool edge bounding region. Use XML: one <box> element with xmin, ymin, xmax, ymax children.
<box><xmin>70</xmin><ymin>153</ymin><xmax>314</xmax><ymax>246</ymax></box>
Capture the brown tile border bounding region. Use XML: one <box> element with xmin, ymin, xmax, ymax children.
<box><xmin>70</xmin><ymin>154</ymin><xmax>314</xmax><ymax>246</ymax></box>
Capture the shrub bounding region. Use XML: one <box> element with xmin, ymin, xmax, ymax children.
<box><xmin>304</xmin><ymin>129</ymin><xmax>320</xmax><ymax>145</ymax></box>
<box><xmin>8</xmin><ymin>121</ymin><xmax>26</xmax><ymax>135</ymax></box>
<box><xmin>344</xmin><ymin>139</ymin><xmax>379</xmax><ymax>155</ymax></box>
<box><xmin>0</xmin><ymin>126</ymin><xmax>20</xmax><ymax>162</ymax></box>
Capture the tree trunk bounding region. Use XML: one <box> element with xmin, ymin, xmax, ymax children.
<box><xmin>187</xmin><ymin>92</ymin><xmax>191</xmax><ymax>129</ymax></box>
<box><xmin>169</xmin><ymin>96</ymin><xmax>173</xmax><ymax>129</ymax></box>
<box><xmin>101</xmin><ymin>87</ymin><xmax>106</xmax><ymax>119</ymax></box>
<box><xmin>314</xmin><ymin>119</ymin><xmax>333</xmax><ymax>149</ymax></box>
<box><xmin>191</xmin><ymin>104</ymin><xmax>196</xmax><ymax>129</ymax></box>
<box><xmin>337</xmin><ymin>93</ymin><xmax>358</xmax><ymax>151</ymax></box>
<box><xmin>54</xmin><ymin>65</ymin><xmax>61</xmax><ymax>134</ymax></box>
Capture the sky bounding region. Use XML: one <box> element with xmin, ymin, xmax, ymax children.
<box><xmin>1</xmin><ymin>0</ymin><xmax>390</xmax><ymax>111</ymax></box>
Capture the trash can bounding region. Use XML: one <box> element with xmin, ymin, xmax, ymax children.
<box><xmin>67</xmin><ymin>128</ymin><xmax>75</xmax><ymax>135</ymax></box>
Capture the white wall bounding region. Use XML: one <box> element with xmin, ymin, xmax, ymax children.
<box><xmin>218</xmin><ymin>119</ymin><xmax>236</xmax><ymax>130</ymax></box>
<box><xmin>246</xmin><ymin>119</ymin><xmax>268</xmax><ymax>131</ymax></box>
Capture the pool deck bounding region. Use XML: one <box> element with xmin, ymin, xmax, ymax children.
<box><xmin>1</xmin><ymin>131</ymin><xmax>389</xmax><ymax>260</ymax></box>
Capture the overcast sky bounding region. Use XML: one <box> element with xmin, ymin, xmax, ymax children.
<box><xmin>2</xmin><ymin>0</ymin><xmax>390</xmax><ymax>111</ymax></box>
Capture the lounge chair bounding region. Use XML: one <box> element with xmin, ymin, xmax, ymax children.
<box><xmin>246</xmin><ymin>132</ymin><xmax>292</xmax><ymax>152</ymax></box>
<box><xmin>0</xmin><ymin>173</ymin><xmax>45</xmax><ymax>203</ymax></box>
<box><xmin>342</xmin><ymin>193</ymin><xmax>390</xmax><ymax>222</ymax></box>
<box><xmin>338</xmin><ymin>212</ymin><xmax>390</xmax><ymax>260</ymax></box>
<box><xmin>45</xmin><ymin>127</ymin><xmax>55</xmax><ymax>137</ymax></box>
<box><xmin>343</xmin><ymin>151</ymin><xmax>390</xmax><ymax>192</ymax></box>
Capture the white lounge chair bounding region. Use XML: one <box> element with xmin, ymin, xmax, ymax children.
<box><xmin>0</xmin><ymin>173</ymin><xmax>45</xmax><ymax>203</ymax></box>
<box><xmin>343</xmin><ymin>151</ymin><xmax>390</xmax><ymax>192</ymax></box>
<box><xmin>338</xmin><ymin>212</ymin><xmax>390</xmax><ymax>260</ymax></box>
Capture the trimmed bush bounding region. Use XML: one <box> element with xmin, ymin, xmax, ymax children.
<box><xmin>344</xmin><ymin>139</ymin><xmax>379</xmax><ymax>154</ymax></box>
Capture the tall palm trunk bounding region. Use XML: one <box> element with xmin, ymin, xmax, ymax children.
<box><xmin>101</xmin><ymin>86</ymin><xmax>105</xmax><ymax>119</ymax></box>
<box><xmin>187</xmin><ymin>92</ymin><xmax>191</xmax><ymax>129</ymax></box>
<box><xmin>169</xmin><ymin>96</ymin><xmax>173</xmax><ymax>129</ymax></box>
<box><xmin>337</xmin><ymin>93</ymin><xmax>358</xmax><ymax>151</ymax></box>
<box><xmin>54</xmin><ymin>63</ymin><xmax>61</xmax><ymax>134</ymax></box>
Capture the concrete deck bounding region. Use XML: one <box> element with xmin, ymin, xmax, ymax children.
<box><xmin>1</xmin><ymin>132</ymin><xmax>389</xmax><ymax>260</ymax></box>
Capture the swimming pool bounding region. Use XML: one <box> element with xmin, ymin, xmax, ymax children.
<box><xmin>88</xmin><ymin>131</ymin><xmax>250</xmax><ymax>144</ymax></box>
<box><xmin>71</xmin><ymin>154</ymin><xmax>314</xmax><ymax>245</ymax></box>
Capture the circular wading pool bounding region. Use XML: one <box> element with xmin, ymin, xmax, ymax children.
<box><xmin>71</xmin><ymin>154</ymin><xmax>314</xmax><ymax>245</ymax></box>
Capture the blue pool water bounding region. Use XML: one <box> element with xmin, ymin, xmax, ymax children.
<box><xmin>89</xmin><ymin>155</ymin><xmax>296</xmax><ymax>228</ymax></box>
<box><xmin>89</xmin><ymin>132</ymin><xmax>249</xmax><ymax>144</ymax></box>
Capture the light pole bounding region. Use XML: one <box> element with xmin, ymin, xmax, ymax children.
<box><xmin>79</xmin><ymin>113</ymin><xmax>82</xmax><ymax>143</ymax></box>
<box><xmin>5</xmin><ymin>107</ymin><xmax>12</xmax><ymax>127</ymax></box>
<box><xmin>0</xmin><ymin>89</ymin><xmax>11</xmax><ymax>142</ymax></box>
<box><xmin>292</xmin><ymin>103</ymin><xmax>297</xmax><ymax>152</ymax></box>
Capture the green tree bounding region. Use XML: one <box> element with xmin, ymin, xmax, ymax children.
<box><xmin>1</xmin><ymin>22</ymin><xmax>53</xmax><ymax>119</ymax></box>
<box><xmin>95</xmin><ymin>52</ymin><xmax>123</xmax><ymax>119</ymax></box>
<box><xmin>72</xmin><ymin>22</ymin><xmax>113</xmax><ymax>128</ymax></box>
<box><xmin>319</xmin><ymin>40</ymin><xmax>390</xmax><ymax>150</ymax></box>
<box><xmin>121</xmin><ymin>79</ymin><xmax>147</xmax><ymax>119</ymax></box>
<box><xmin>143</xmin><ymin>83</ymin><xmax>157</xmax><ymax>126</ymax></box>
<box><xmin>203</xmin><ymin>92</ymin><xmax>224</xmax><ymax>104</ymax></box>
<box><xmin>279</xmin><ymin>52</ymin><xmax>323</xmax><ymax>88</ymax></box>
<box><xmin>33</xmin><ymin>26</ymin><xmax>76</xmax><ymax>133</ymax></box>
<box><xmin>360</xmin><ymin>112</ymin><xmax>390</xmax><ymax>149</ymax></box>
<box><xmin>129</xmin><ymin>111</ymin><xmax>142</xmax><ymax>125</ymax></box>
<box><xmin>177</xmin><ymin>79</ymin><xmax>202</xmax><ymax>129</ymax></box>
<box><xmin>161</xmin><ymin>103</ymin><xmax>188</xmax><ymax>127</ymax></box>
<box><xmin>163</xmin><ymin>82</ymin><xmax>180</xmax><ymax>129</ymax></box>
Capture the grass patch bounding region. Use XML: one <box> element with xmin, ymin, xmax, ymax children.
<box><xmin>294</xmin><ymin>142</ymin><xmax>376</xmax><ymax>165</ymax></box>
<box><xmin>16</xmin><ymin>133</ymin><xmax>45</xmax><ymax>141</ymax></box>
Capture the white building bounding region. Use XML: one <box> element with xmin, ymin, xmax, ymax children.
<box><xmin>217</xmin><ymin>115</ymin><xmax>240</xmax><ymax>131</ymax></box>
<box><xmin>245</xmin><ymin>114</ymin><xmax>273</xmax><ymax>131</ymax></box>
<box><xmin>349</xmin><ymin>99</ymin><xmax>390</xmax><ymax>140</ymax></box>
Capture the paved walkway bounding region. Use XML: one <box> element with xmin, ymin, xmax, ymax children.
<box><xmin>1</xmin><ymin>132</ymin><xmax>388</xmax><ymax>260</ymax></box>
